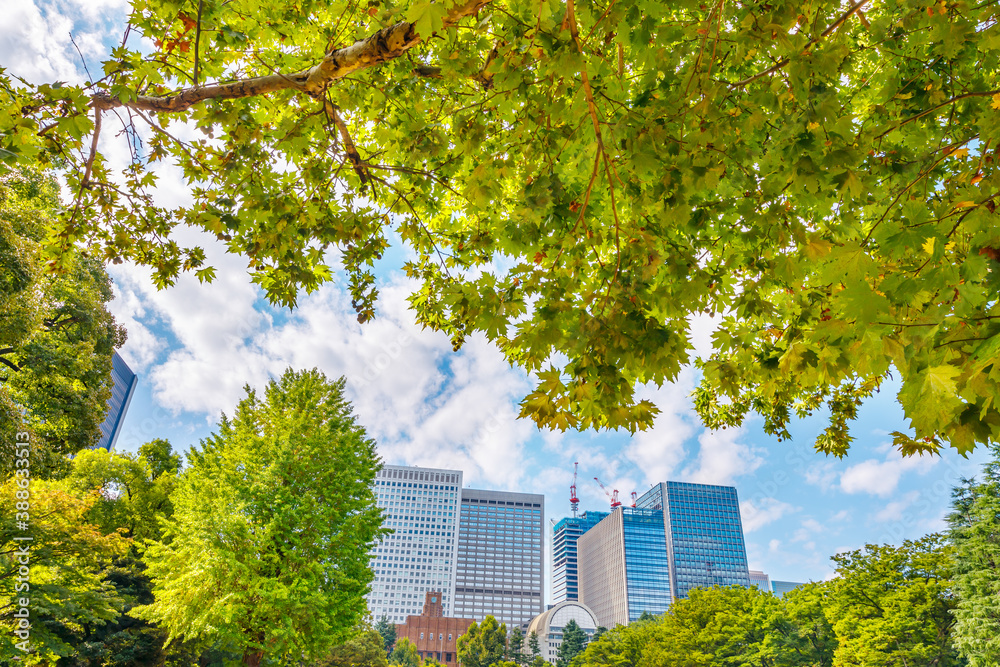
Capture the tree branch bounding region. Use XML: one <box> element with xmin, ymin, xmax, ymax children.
<box><xmin>0</xmin><ymin>356</ymin><xmax>21</xmax><ymax>373</ymax></box>
<box><xmin>325</xmin><ymin>101</ymin><xmax>370</xmax><ymax>186</ymax></box>
<box><xmin>730</xmin><ymin>0</ymin><xmax>870</xmax><ymax>88</ymax></box>
<box><xmin>91</xmin><ymin>0</ymin><xmax>491</xmax><ymax>113</ymax></box>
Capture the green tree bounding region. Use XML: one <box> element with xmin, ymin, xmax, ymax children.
<box><xmin>507</xmin><ymin>626</ymin><xmax>526</xmax><ymax>664</ymax></box>
<box><xmin>781</xmin><ymin>583</ymin><xmax>836</xmax><ymax>667</ymax></box>
<box><xmin>948</xmin><ymin>444</ymin><xmax>1000</xmax><ymax>666</ymax></box>
<box><xmin>133</xmin><ymin>369</ymin><xmax>387</xmax><ymax>666</ymax></box>
<box><xmin>555</xmin><ymin>619</ymin><xmax>586</xmax><ymax>667</ymax></box>
<box><xmin>458</xmin><ymin>616</ymin><xmax>508</xmax><ymax>667</ymax></box>
<box><xmin>376</xmin><ymin>615</ymin><xmax>398</xmax><ymax>656</ymax></box>
<box><xmin>825</xmin><ymin>536</ymin><xmax>962</xmax><ymax>667</ymax></box>
<box><xmin>322</xmin><ymin>624</ymin><xmax>391</xmax><ymax>667</ymax></box>
<box><xmin>528</xmin><ymin>630</ymin><xmax>541</xmax><ymax>659</ymax></box>
<box><xmin>571</xmin><ymin>622</ymin><xmax>654</xmax><ymax>667</ymax></box>
<box><xmin>590</xmin><ymin>628</ymin><xmax>607</xmax><ymax>642</ymax></box>
<box><xmin>53</xmin><ymin>440</ymin><xmax>185</xmax><ymax>667</ymax></box>
<box><xmin>0</xmin><ymin>480</ymin><xmax>128</xmax><ymax>664</ymax></box>
<box><xmin>389</xmin><ymin>637</ymin><xmax>421</xmax><ymax>667</ymax></box>
<box><xmin>5</xmin><ymin>0</ymin><xmax>1000</xmax><ymax>455</ymax></box>
<box><xmin>0</xmin><ymin>169</ymin><xmax>125</xmax><ymax>477</ymax></box>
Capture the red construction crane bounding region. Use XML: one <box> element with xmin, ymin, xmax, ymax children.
<box><xmin>631</xmin><ymin>491</ymin><xmax>638</xmax><ymax>507</ymax></box>
<box><xmin>570</xmin><ymin>462</ymin><xmax>580</xmax><ymax>518</ymax></box>
<box><xmin>594</xmin><ymin>477</ymin><xmax>622</xmax><ymax>509</ymax></box>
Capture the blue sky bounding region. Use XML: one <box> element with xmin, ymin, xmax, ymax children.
<box><xmin>2</xmin><ymin>0</ymin><xmax>991</xmax><ymax>600</ymax></box>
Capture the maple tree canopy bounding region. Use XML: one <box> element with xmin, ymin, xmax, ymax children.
<box><xmin>1</xmin><ymin>0</ymin><xmax>998</xmax><ymax>456</ymax></box>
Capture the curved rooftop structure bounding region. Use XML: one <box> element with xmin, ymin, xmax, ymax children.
<box><xmin>526</xmin><ymin>600</ymin><xmax>600</xmax><ymax>663</ymax></box>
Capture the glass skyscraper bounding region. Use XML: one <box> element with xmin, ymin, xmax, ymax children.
<box><xmin>551</xmin><ymin>511</ymin><xmax>608</xmax><ymax>603</ymax></box>
<box><xmin>621</xmin><ymin>508</ymin><xmax>673</xmax><ymax>621</ymax></box>
<box><xmin>366</xmin><ymin>465</ymin><xmax>463</xmax><ymax>621</ymax></box>
<box><xmin>454</xmin><ymin>488</ymin><xmax>544</xmax><ymax>629</ymax></box>
<box><xmin>95</xmin><ymin>352</ymin><xmax>137</xmax><ymax>451</ymax></box>
<box><xmin>579</xmin><ymin>480</ymin><xmax>750</xmax><ymax>627</ymax></box>
<box><xmin>636</xmin><ymin>481</ymin><xmax>751</xmax><ymax>600</ymax></box>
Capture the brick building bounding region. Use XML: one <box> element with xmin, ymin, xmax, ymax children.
<box><xmin>396</xmin><ymin>592</ymin><xmax>473</xmax><ymax>667</ymax></box>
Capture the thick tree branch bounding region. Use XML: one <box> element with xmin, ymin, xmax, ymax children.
<box><xmin>91</xmin><ymin>0</ymin><xmax>491</xmax><ymax>113</ymax></box>
<box><xmin>0</xmin><ymin>356</ymin><xmax>21</xmax><ymax>373</ymax></box>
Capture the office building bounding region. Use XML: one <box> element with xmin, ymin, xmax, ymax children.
<box><xmin>454</xmin><ymin>488</ymin><xmax>545</xmax><ymax>629</ymax></box>
<box><xmin>749</xmin><ymin>570</ymin><xmax>771</xmax><ymax>591</ymax></box>
<box><xmin>367</xmin><ymin>465</ymin><xmax>463</xmax><ymax>621</ymax></box>
<box><xmin>578</xmin><ymin>507</ymin><xmax>674</xmax><ymax>627</ymax></box>
<box><xmin>578</xmin><ymin>481</ymin><xmax>751</xmax><ymax>627</ymax></box>
<box><xmin>771</xmin><ymin>580</ymin><xmax>805</xmax><ymax>596</ymax></box>
<box><xmin>525</xmin><ymin>600</ymin><xmax>600</xmax><ymax>663</ymax></box>
<box><xmin>636</xmin><ymin>481</ymin><xmax>751</xmax><ymax>600</ymax></box>
<box><xmin>395</xmin><ymin>591</ymin><xmax>473</xmax><ymax>667</ymax></box>
<box><xmin>95</xmin><ymin>352</ymin><xmax>137</xmax><ymax>451</ymax></box>
<box><xmin>551</xmin><ymin>511</ymin><xmax>608</xmax><ymax>603</ymax></box>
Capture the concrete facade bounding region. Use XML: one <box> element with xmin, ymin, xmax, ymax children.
<box><xmin>367</xmin><ymin>465</ymin><xmax>463</xmax><ymax>621</ymax></box>
<box><xmin>454</xmin><ymin>488</ymin><xmax>545</xmax><ymax>629</ymax></box>
<box><xmin>578</xmin><ymin>509</ymin><xmax>629</xmax><ymax>628</ymax></box>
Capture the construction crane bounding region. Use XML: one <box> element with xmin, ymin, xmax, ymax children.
<box><xmin>630</xmin><ymin>491</ymin><xmax>638</xmax><ymax>507</ymax></box>
<box><xmin>570</xmin><ymin>462</ymin><xmax>580</xmax><ymax>518</ymax></box>
<box><xmin>594</xmin><ymin>477</ymin><xmax>622</xmax><ymax>509</ymax></box>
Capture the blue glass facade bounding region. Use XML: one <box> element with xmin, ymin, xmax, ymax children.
<box><xmin>622</xmin><ymin>509</ymin><xmax>673</xmax><ymax>620</ymax></box>
<box><xmin>636</xmin><ymin>481</ymin><xmax>751</xmax><ymax>600</ymax></box>
<box><xmin>551</xmin><ymin>511</ymin><xmax>608</xmax><ymax>603</ymax></box>
<box><xmin>96</xmin><ymin>352</ymin><xmax>137</xmax><ymax>451</ymax></box>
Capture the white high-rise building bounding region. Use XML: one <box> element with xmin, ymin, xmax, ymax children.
<box><xmin>366</xmin><ymin>465</ymin><xmax>463</xmax><ymax>621</ymax></box>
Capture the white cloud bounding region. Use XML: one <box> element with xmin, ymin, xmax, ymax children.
<box><xmin>626</xmin><ymin>376</ymin><xmax>696</xmax><ymax>485</ymax></box>
<box><xmin>792</xmin><ymin>518</ymin><xmax>823</xmax><ymax>543</ymax></box>
<box><xmin>804</xmin><ymin>461</ymin><xmax>838</xmax><ymax>492</ymax></box>
<box><xmin>840</xmin><ymin>452</ymin><xmax>938</xmax><ymax>497</ymax></box>
<box><xmin>741</xmin><ymin>497</ymin><xmax>796</xmax><ymax>533</ymax></box>
<box><xmin>873</xmin><ymin>491</ymin><xmax>920</xmax><ymax>523</ymax></box>
<box><xmin>684</xmin><ymin>426</ymin><xmax>763</xmax><ymax>485</ymax></box>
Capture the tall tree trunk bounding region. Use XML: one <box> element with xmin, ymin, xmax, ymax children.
<box><xmin>242</xmin><ymin>650</ymin><xmax>264</xmax><ymax>667</ymax></box>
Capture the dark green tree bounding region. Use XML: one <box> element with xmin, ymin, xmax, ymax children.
<box><xmin>948</xmin><ymin>444</ymin><xmax>1000</xmax><ymax>666</ymax></box>
<box><xmin>591</xmin><ymin>628</ymin><xmax>607</xmax><ymax>643</ymax></box>
<box><xmin>375</xmin><ymin>615</ymin><xmax>398</xmax><ymax>656</ymax></box>
<box><xmin>0</xmin><ymin>169</ymin><xmax>125</xmax><ymax>478</ymax></box>
<box><xmin>507</xmin><ymin>626</ymin><xmax>525</xmax><ymax>665</ymax></box>
<box><xmin>555</xmin><ymin>620</ymin><xmax>587</xmax><ymax>667</ymax></box>
<box><xmin>458</xmin><ymin>616</ymin><xmax>508</xmax><ymax>667</ymax></box>
<box><xmin>528</xmin><ymin>631</ymin><xmax>541</xmax><ymax>659</ymax></box>
<box><xmin>134</xmin><ymin>369</ymin><xmax>387</xmax><ymax>667</ymax></box>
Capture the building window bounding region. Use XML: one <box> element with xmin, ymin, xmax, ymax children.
<box><xmin>420</xmin><ymin>632</ymin><xmax>424</xmax><ymax>639</ymax></box>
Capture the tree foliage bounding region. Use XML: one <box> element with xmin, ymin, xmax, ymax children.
<box><xmin>555</xmin><ymin>619</ymin><xmax>587</xmax><ymax>667</ymax></box>
<box><xmin>573</xmin><ymin>537</ymin><xmax>965</xmax><ymax>667</ymax></box>
<box><xmin>376</xmin><ymin>614</ymin><xmax>398</xmax><ymax>656</ymax></box>
<box><xmin>133</xmin><ymin>368</ymin><xmax>387</xmax><ymax>666</ymax></box>
<box><xmin>0</xmin><ymin>169</ymin><xmax>125</xmax><ymax>477</ymax></box>
<box><xmin>0</xmin><ymin>480</ymin><xmax>127</xmax><ymax>665</ymax></box>
<box><xmin>390</xmin><ymin>637</ymin><xmax>421</xmax><ymax>667</ymax></box>
<box><xmin>948</xmin><ymin>444</ymin><xmax>1000</xmax><ymax>666</ymax></box>
<box><xmin>322</xmin><ymin>623</ymin><xmax>391</xmax><ymax>667</ymax></box>
<box><xmin>3</xmin><ymin>0</ymin><xmax>1000</xmax><ymax>453</ymax></box>
<box><xmin>508</xmin><ymin>626</ymin><xmax>526</xmax><ymax>665</ymax></box>
<box><xmin>458</xmin><ymin>616</ymin><xmax>509</xmax><ymax>667</ymax></box>
<box><xmin>825</xmin><ymin>536</ymin><xmax>962</xmax><ymax>667</ymax></box>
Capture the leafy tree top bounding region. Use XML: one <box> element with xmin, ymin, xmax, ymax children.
<box><xmin>133</xmin><ymin>368</ymin><xmax>387</xmax><ymax>666</ymax></box>
<box><xmin>3</xmin><ymin>0</ymin><xmax>1000</xmax><ymax>454</ymax></box>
